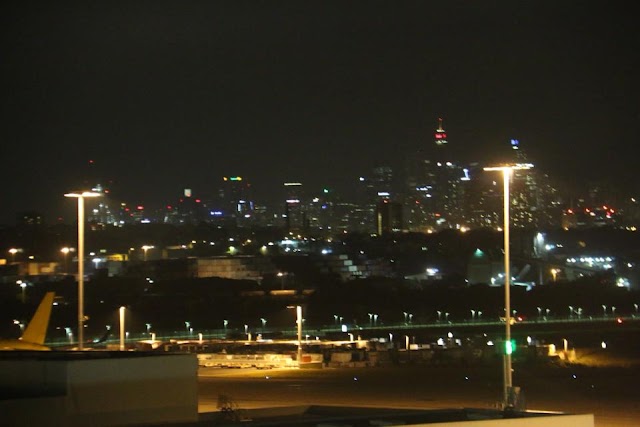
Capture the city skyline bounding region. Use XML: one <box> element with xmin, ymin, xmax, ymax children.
<box><xmin>1</xmin><ymin>2</ymin><xmax>638</xmax><ymax>224</ymax></box>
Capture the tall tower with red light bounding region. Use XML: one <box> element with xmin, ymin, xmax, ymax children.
<box><xmin>434</xmin><ymin>117</ymin><xmax>447</xmax><ymax>146</ymax></box>
<box><xmin>431</xmin><ymin>117</ymin><xmax>464</xmax><ymax>227</ymax></box>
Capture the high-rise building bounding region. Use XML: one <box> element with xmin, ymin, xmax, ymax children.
<box><xmin>306</xmin><ymin>187</ymin><xmax>336</xmax><ymax>236</ymax></box>
<box><xmin>353</xmin><ymin>167</ymin><xmax>395</xmax><ymax>234</ymax></box>
<box><xmin>465</xmin><ymin>139</ymin><xmax>562</xmax><ymax>229</ymax></box>
<box><xmin>371</xmin><ymin>165</ymin><xmax>394</xmax><ymax>202</ymax></box>
<box><xmin>218</xmin><ymin>176</ymin><xmax>254</xmax><ymax>226</ymax></box>
<box><xmin>376</xmin><ymin>199</ymin><xmax>403</xmax><ymax>235</ymax></box>
<box><xmin>163</xmin><ymin>189</ymin><xmax>206</xmax><ymax>225</ymax></box>
<box><xmin>128</xmin><ymin>204</ymin><xmax>150</xmax><ymax>224</ymax></box>
<box><xmin>355</xmin><ymin>176</ymin><xmax>377</xmax><ymax>232</ymax></box>
<box><xmin>86</xmin><ymin>184</ymin><xmax>119</xmax><ymax>227</ymax></box>
<box><xmin>405</xmin><ymin>118</ymin><xmax>467</xmax><ymax>230</ymax></box>
<box><xmin>434</xmin><ymin>117</ymin><xmax>448</xmax><ymax>148</ymax></box>
<box><xmin>328</xmin><ymin>177</ymin><xmax>376</xmax><ymax>234</ymax></box>
<box><xmin>283</xmin><ymin>182</ymin><xmax>306</xmax><ymax>233</ymax></box>
<box><xmin>507</xmin><ymin>139</ymin><xmax>563</xmax><ymax>228</ymax></box>
<box><xmin>507</xmin><ymin>139</ymin><xmax>537</xmax><ymax>227</ymax></box>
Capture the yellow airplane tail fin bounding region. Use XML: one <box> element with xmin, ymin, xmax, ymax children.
<box><xmin>20</xmin><ymin>292</ymin><xmax>55</xmax><ymax>345</ymax></box>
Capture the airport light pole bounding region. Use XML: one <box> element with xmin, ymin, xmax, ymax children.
<box><xmin>119</xmin><ymin>306</ymin><xmax>126</xmax><ymax>351</ymax></box>
<box><xmin>61</xmin><ymin>247</ymin><xmax>71</xmax><ymax>274</ymax></box>
<box><xmin>288</xmin><ymin>305</ymin><xmax>303</xmax><ymax>366</ymax></box>
<box><xmin>484</xmin><ymin>163</ymin><xmax>532</xmax><ymax>408</ymax></box>
<box><xmin>8</xmin><ymin>248</ymin><xmax>19</xmax><ymax>263</ymax></box>
<box><xmin>142</xmin><ymin>245</ymin><xmax>154</xmax><ymax>261</ymax></box>
<box><xmin>18</xmin><ymin>280</ymin><xmax>27</xmax><ymax>303</ymax></box>
<box><xmin>65</xmin><ymin>191</ymin><xmax>101</xmax><ymax>350</ymax></box>
<box><xmin>296</xmin><ymin>305</ymin><xmax>303</xmax><ymax>365</ymax></box>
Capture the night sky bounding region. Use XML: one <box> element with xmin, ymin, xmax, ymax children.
<box><xmin>1</xmin><ymin>1</ymin><xmax>638</xmax><ymax>224</ymax></box>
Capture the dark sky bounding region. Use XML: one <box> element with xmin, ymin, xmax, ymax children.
<box><xmin>1</xmin><ymin>1</ymin><xmax>638</xmax><ymax>224</ymax></box>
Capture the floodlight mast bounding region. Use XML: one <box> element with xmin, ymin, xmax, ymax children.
<box><xmin>287</xmin><ymin>305</ymin><xmax>303</xmax><ymax>366</ymax></box>
<box><xmin>483</xmin><ymin>163</ymin><xmax>532</xmax><ymax>408</ymax></box>
<box><xmin>296</xmin><ymin>305</ymin><xmax>303</xmax><ymax>364</ymax></box>
<box><xmin>65</xmin><ymin>191</ymin><xmax>102</xmax><ymax>350</ymax></box>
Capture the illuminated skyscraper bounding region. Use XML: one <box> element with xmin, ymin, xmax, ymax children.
<box><xmin>336</xmin><ymin>177</ymin><xmax>376</xmax><ymax>234</ymax></box>
<box><xmin>376</xmin><ymin>199</ymin><xmax>403</xmax><ymax>235</ymax></box>
<box><xmin>79</xmin><ymin>160</ymin><xmax>120</xmax><ymax>227</ymax></box>
<box><xmin>466</xmin><ymin>139</ymin><xmax>562</xmax><ymax>229</ymax></box>
<box><xmin>507</xmin><ymin>139</ymin><xmax>563</xmax><ymax>228</ymax></box>
<box><xmin>283</xmin><ymin>182</ymin><xmax>306</xmax><ymax>233</ymax></box>
<box><xmin>370</xmin><ymin>165</ymin><xmax>395</xmax><ymax>204</ymax></box>
<box><xmin>218</xmin><ymin>176</ymin><xmax>253</xmax><ymax>226</ymax></box>
<box><xmin>355</xmin><ymin>166</ymin><xmax>396</xmax><ymax>233</ymax></box>
<box><xmin>85</xmin><ymin>184</ymin><xmax>119</xmax><ymax>226</ymax></box>
<box><xmin>163</xmin><ymin>189</ymin><xmax>206</xmax><ymax>225</ymax></box>
<box><xmin>406</xmin><ymin>118</ymin><xmax>466</xmax><ymax>230</ymax></box>
<box><xmin>434</xmin><ymin>117</ymin><xmax>448</xmax><ymax>146</ymax></box>
<box><xmin>306</xmin><ymin>187</ymin><xmax>335</xmax><ymax>235</ymax></box>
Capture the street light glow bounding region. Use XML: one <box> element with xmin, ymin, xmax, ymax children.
<box><xmin>8</xmin><ymin>248</ymin><xmax>21</xmax><ymax>263</ymax></box>
<box><xmin>64</xmin><ymin>191</ymin><xmax>102</xmax><ymax>199</ymax></box>
<box><xmin>141</xmin><ymin>245</ymin><xmax>155</xmax><ymax>261</ymax></box>
<box><xmin>483</xmin><ymin>163</ymin><xmax>533</xmax><ymax>172</ymax></box>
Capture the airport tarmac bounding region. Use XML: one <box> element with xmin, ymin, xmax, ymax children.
<box><xmin>198</xmin><ymin>363</ymin><xmax>640</xmax><ymax>427</ymax></box>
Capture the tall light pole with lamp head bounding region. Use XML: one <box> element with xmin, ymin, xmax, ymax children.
<box><xmin>288</xmin><ymin>305</ymin><xmax>303</xmax><ymax>366</ymax></box>
<box><xmin>65</xmin><ymin>191</ymin><xmax>101</xmax><ymax>350</ymax></box>
<box><xmin>141</xmin><ymin>245</ymin><xmax>154</xmax><ymax>261</ymax></box>
<box><xmin>484</xmin><ymin>163</ymin><xmax>532</xmax><ymax>408</ymax></box>
<box><xmin>296</xmin><ymin>305</ymin><xmax>302</xmax><ymax>365</ymax></box>
<box><xmin>119</xmin><ymin>306</ymin><xmax>126</xmax><ymax>351</ymax></box>
<box><xmin>60</xmin><ymin>247</ymin><xmax>71</xmax><ymax>274</ymax></box>
<box><xmin>8</xmin><ymin>248</ymin><xmax>19</xmax><ymax>263</ymax></box>
<box><xmin>18</xmin><ymin>280</ymin><xmax>27</xmax><ymax>303</ymax></box>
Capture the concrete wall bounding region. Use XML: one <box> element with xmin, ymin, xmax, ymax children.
<box><xmin>0</xmin><ymin>352</ymin><xmax>198</xmax><ymax>427</ymax></box>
